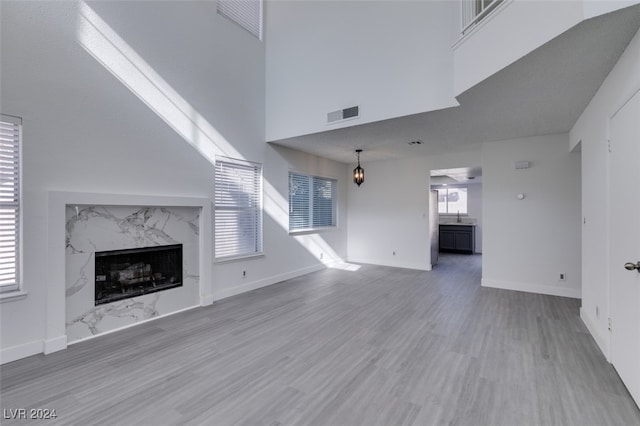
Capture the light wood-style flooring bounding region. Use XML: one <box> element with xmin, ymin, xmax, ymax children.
<box><xmin>1</xmin><ymin>254</ymin><xmax>639</xmax><ymax>425</ymax></box>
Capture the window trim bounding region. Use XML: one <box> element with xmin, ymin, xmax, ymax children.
<box><xmin>0</xmin><ymin>114</ymin><xmax>22</xmax><ymax>296</ymax></box>
<box><xmin>288</xmin><ymin>172</ymin><xmax>338</xmax><ymax>234</ymax></box>
<box><xmin>460</xmin><ymin>0</ymin><xmax>507</xmax><ymax>36</ymax></box>
<box><xmin>436</xmin><ymin>186</ymin><xmax>469</xmax><ymax>215</ymax></box>
<box><xmin>214</xmin><ymin>156</ymin><xmax>263</xmax><ymax>262</ymax></box>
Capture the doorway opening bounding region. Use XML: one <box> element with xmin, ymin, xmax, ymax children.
<box><xmin>429</xmin><ymin>166</ymin><xmax>482</xmax><ymax>274</ymax></box>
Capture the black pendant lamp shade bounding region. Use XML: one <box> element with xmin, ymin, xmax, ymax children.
<box><xmin>353</xmin><ymin>149</ymin><xmax>365</xmax><ymax>186</ymax></box>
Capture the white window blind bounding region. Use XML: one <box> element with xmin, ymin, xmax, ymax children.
<box><xmin>0</xmin><ymin>115</ymin><xmax>21</xmax><ymax>293</ymax></box>
<box><xmin>215</xmin><ymin>157</ymin><xmax>263</xmax><ymax>260</ymax></box>
<box><xmin>289</xmin><ymin>172</ymin><xmax>337</xmax><ymax>232</ymax></box>
<box><xmin>217</xmin><ymin>0</ymin><xmax>263</xmax><ymax>40</ymax></box>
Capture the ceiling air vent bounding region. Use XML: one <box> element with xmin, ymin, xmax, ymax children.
<box><xmin>327</xmin><ymin>106</ymin><xmax>359</xmax><ymax>124</ymax></box>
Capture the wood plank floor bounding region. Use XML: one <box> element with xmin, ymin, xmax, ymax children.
<box><xmin>2</xmin><ymin>254</ymin><xmax>639</xmax><ymax>425</ymax></box>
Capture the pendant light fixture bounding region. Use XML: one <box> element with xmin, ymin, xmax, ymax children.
<box><xmin>353</xmin><ymin>149</ymin><xmax>365</xmax><ymax>186</ymax></box>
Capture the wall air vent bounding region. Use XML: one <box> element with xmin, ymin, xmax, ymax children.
<box><xmin>327</xmin><ymin>106</ymin><xmax>359</xmax><ymax>124</ymax></box>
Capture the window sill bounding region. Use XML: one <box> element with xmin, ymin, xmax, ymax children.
<box><xmin>215</xmin><ymin>253</ymin><xmax>265</xmax><ymax>264</ymax></box>
<box><xmin>0</xmin><ymin>290</ymin><xmax>28</xmax><ymax>303</ymax></box>
<box><xmin>289</xmin><ymin>227</ymin><xmax>337</xmax><ymax>236</ymax></box>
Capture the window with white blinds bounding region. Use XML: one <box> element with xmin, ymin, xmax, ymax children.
<box><xmin>217</xmin><ymin>0</ymin><xmax>263</xmax><ymax>40</ymax></box>
<box><xmin>215</xmin><ymin>157</ymin><xmax>263</xmax><ymax>260</ymax></box>
<box><xmin>0</xmin><ymin>115</ymin><xmax>21</xmax><ymax>293</ymax></box>
<box><xmin>289</xmin><ymin>172</ymin><xmax>337</xmax><ymax>232</ymax></box>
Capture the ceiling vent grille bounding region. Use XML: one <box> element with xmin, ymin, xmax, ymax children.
<box><xmin>327</xmin><ymin>106</ymin><xmax>359</xmax><ymax>124</ymax></box>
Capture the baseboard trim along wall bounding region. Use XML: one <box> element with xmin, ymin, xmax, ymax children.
<box><xmin>43</xmin><ymin>335</ymin><xmax>67</xmax><ymax>355</ymax></box>
<box><xmin>200</xmin><ymin>294</ymin><xmax>215</xmax><ymax>306</ymax></box>
<box><xmin>212</xmin><ymin>262</ymin><xmax>330</xmax><ymax>301</ymax></box>
<box><xmin>481</xmin><ymin>278</ymin><xmax>581</xmax><ymax>299</ymax></box>
<box><xmin>347</xmin><ymin>257</ymin><xmax>430</xmax><ymax>272</ymax></box>
<box><xmin>580</xmin><ymin>307</ymin><xmax>610</xmax><ymax>361</ymax></box>
<box><xmin>1</xmin><ymin>340</ymin><xmax>43</xmax><ymax>365</ymax></box>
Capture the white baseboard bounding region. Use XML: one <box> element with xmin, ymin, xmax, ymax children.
<box><xmin>213</xmin><ymin>263</ymin><xmax>327</xmax><ymax>301</ymax></box>
<box><xmin>481</xmin><ymin>278</ymin><xmax>581</xmax><ymax>299</ymax></box>
<box><xmin>200</xmin><ymin>294</ymin><xmax>215</xmax><ymax>306</ymax></box>
<box><xmin>580</xmin><ymin>307</ymin><xmax>610</xmax><ymax>361</ymax></box>
<box><xmin>43</xmin><ymin>335</ymin><xmax>67</xmax><ymax>354</ymax></box>
<box><xmin>0</xmin><ymin>340</ymin><xmax>43</xmax><ymax>365</ymax></box>
<box><xmin>346</xmin><ymin>257</ymin><xmax>430</xmax><ymax>272</ymax></box>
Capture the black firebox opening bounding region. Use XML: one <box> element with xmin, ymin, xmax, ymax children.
<box><xmin>95</xmin><ymin>244</ymin><xmax>183</xmax><ymax>305</ymax></box>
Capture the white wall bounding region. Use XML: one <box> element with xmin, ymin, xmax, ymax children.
<box><xmin>482</xmin><ymin>134</ymin><xmax>581</xmax><ymax>298</ymax></box>
<box><xmin>348</xmin><ymin>136</ymin><xmax>580</xmax><ymax>293</ymax></box>
<box><xmin>265</xmin><ymin>0</ymin><xmax>459</xmax><ymax>141</ymax></box>
<box><xmin>347</xmin><ymin>157</ymin><xmax>430</xmax><ymax>270</ymax></box>
<box><xmin>347</xmin><ymin>150</ymin><xmax>482</xmax><ymax>270</ymax></box>
<box><xmin>0</xmin><ymin>1</ymin><xmax>348</xmax><ymax>362</ymax></box>
<box><xmin>570</xmin><ymin>27</ymin><xmax>640</xmax><ymax>357</ymax></box>
<box><xmin>453</xmin><ymin>0</ymin><xmax>583</xmax><ymax>95</ymax></box>
<box><xmin>583</xmin><ymin>0</ymin><xmax>640</xmax><ymax>19</ymax></box>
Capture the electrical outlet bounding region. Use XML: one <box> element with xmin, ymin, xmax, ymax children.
<box><xmin>242</xmin><ymin>270</ymin><xmax>246</xmax><ymax>277</ymax></box>
<box><xmin>596</xmin><ymin>306</ymin><xmax>599</xmax><ymax>318</ymax></box>
<box><xmin>559</xmin><ymin>273</ymin><xmax>566</xmax><ymax>281</ymax></box>
<box><xmin>320</xmin><ymin>253</ymin><xmax>323</xmax><ymax>260</ymax></box>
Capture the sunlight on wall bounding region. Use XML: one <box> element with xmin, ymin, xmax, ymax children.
<box><xmin>263</xmin><ymin>181</ymin><xmax>359</xmax><ymax>271</ymax></box>
<box><xmin>77</xmin><ymin>2</ymin><xmax>233</xmax><ymax>164</ymax></box>
<box><xmin>76</xmin><ymin>2</ymin><xmax>359</xmax><ymax>272</ymax></box>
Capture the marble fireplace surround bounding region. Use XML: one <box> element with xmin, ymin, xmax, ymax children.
<box><xmin>46</xmin><ymin>191</ymin><xmax>212</xmax><ymax>355</ymax></box>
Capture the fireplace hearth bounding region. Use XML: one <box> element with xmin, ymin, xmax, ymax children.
<box><xmin>95</xmin><ymin>244</ymin><xmax>183</xmax><ymax>305</ymax></box>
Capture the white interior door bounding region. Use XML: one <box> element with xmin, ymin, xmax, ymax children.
<box><xmin>609</xmin><ymin>88</ymin><xmax>640</xmax><ymax>407</ymax></box>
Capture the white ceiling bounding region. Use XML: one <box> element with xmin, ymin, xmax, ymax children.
<box><xmin>431</xmin><ymin>166</ymin><xmax>483</xmax><ymax>185</ymax></box>
<box><xmin>269</xmin><ymin>5</ymin><xmax>640</xmax><ymax>164</ymax></box>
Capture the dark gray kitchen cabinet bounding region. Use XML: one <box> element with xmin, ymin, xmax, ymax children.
<box><xmin>439</xmin><ymin>225</ymin><xmax>475</xmax><ymax>254</ymax></box>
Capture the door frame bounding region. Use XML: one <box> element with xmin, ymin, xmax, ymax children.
<box><xmin>604</xmin><ymin>86</ymin><xmax>640</xmax><ymax>363</ymax></box>
<box><xmin>606</xmin><ymin>85</ymin><xmax>640</xmax><ymax>384</ymax></box>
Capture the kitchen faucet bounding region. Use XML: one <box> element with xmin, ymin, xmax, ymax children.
<box><xmin>457</xmin><ymin>211</ymin><xmax>461</xmax><ymax>223</ymax></box>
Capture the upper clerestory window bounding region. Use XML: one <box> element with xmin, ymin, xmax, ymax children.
<box><xmin>461</xmin><ymin>0</ymin><xmax>505</xmax><ymax>35</ymax></box>
<box><xmin>217</xmin><ymin>0</ymin><xmax>263</xmax><ymax>41</ymax></box>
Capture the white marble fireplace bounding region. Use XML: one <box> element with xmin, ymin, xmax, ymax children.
<box><xmin>47</xmin><ymin>192</ymin><xmax>212</xmax><ymax>352</ymax></box>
